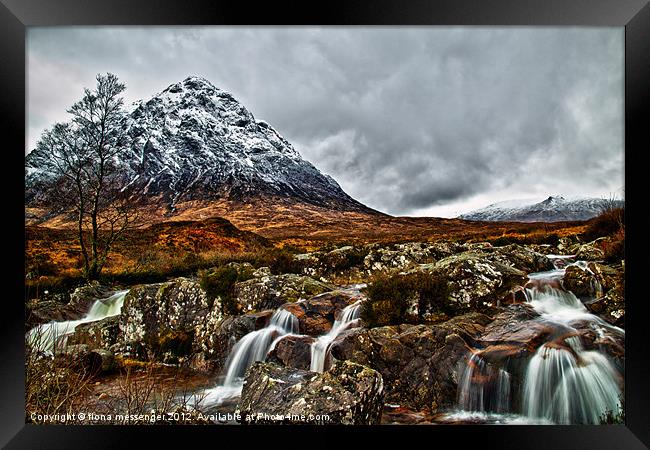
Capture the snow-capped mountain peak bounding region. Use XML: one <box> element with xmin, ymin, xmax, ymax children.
<box><xmin>25</xmin><ymin>77</ymin><xmax>371</xmax><ymax>215</ymax></box>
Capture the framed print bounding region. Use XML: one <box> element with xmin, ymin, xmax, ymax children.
<box><xmin>2</xmin><ymin>0</ymin><xmax>648</xmax><ymax>448</ymax></box>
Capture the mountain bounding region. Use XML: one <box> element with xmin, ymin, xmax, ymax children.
<box><xmin>25</xmin><ymin>76</ymin><xmax>377</xmax><ymax>225</ymax></box>
<box><xmin>459</xmin><ymin>196</ymin><xmax>624</xmax><ymax>223</ymax></box>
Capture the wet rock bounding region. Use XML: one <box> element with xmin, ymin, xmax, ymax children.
<box><xmin>562</xmin><ymin>265</ymin><xmax>599</xmax><ymax>298</ymax></box>
<box><xmin>238</xmin><ymin>360</ymin><xmax>384</xmax><ymax>424</ymax></box>
<box><xmin>268</xmin><ymin>334</ymin><xmax>315</xmax><ymax>370</ymax></box>
<box><xmin>233</xmin><ymin>274</ymin><xmax>334</xmax><ymax>312</ymax></box>
<box><xmin>192</xmin><ymin>310</ymin><xmax>273</xmax><ymax>373</ymax></box>
<box><xmin>68</xmin><ymin>316</ymin><xmax>120</xmax><ymax>350</ymax></box>
<box><xmin>26</xmin><ymin>283</ymin><xmax>115</xmax><ymax>328</ymax></box>
<box><xmin>118</xmin><ymin>278</ymin><xmax>211</xmax><ymax>360</ymax></box>
<box><xmin>281</xmin><ymin>290</ymin><xmax>360</xmax><ymax>336</ymax></box>
<box><xmin>584</xmin><ymin>285</ymin><xmax>625</xmax><ymax>328</ymax></box>
<box><xmin>477</xmin><ymin>304</ymin><xmax>553</xmax><ymax>358</ymax></box>
<box><xmin>330</xmin><ymin>313</ymin><xmax>492</xmax><ymax>411</ymax></box>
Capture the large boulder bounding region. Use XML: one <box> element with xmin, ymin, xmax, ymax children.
<box><xmin>68</xmin><ymin>316</ymin><xmax>120</xmax><ymax>350</ymax></box>
<box><xmin>233</xmin><ymin>274</ymin><xmax>334</xmax><ymax>312</ymax></box>
<box><xmin>281</xmin><ymin>290</ymin><xmax>360</xmax><ymax>336</ymax></box>
<box><xmin>118</xmin><ymin>278</ymin><xmax>211</xmax><ymax>361</ymax></box>
<box><xmin>267</xmin><ymin>334</ymin><xmax>316</xmax><ymax>370</ymax></box>
<box><xmin>575</xmin><ymin>243</ymin><xmax>605</xmax><ymax>261</ymax></box>
<box><xmin>192</xmin><ymin>310</ymin><xmax>273</xmax><ymax>373</ymax></box>
<box><xmin>330</xmin><ymin>313</ymin><xmax>493</xmax><ymax>411</ymax></box>
<box><xmin>434</xmin><ymin>251</ymin><xmax>529</xmax><ymax>312</ymax></box>
<box><xmin>238</xmin><ymin>360</ymin><xmax>384</xmax><ymax>424</ymax></box>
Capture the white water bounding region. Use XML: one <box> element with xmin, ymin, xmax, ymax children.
<box><xmin>452</xmin><ymin>256</ymin><xmax>624</xmax><ymax>424</ymax></box>
<box><xmin>27</xmin><ymin>290</ymin><xmax>129</xmax><ymax>354</ymax></box>
<box><xmin>310</xmin><ymin>302</ymin><xmax>361</xmax><ymax>372</ymax></box>
<box><xmin>458</xmin><ymin>353</ymin><xmax>511</xmax><ymax>414</ymax></box>
<box><xmin>522</xmin><ymin>336</ymin><xmax>622</xmax><ymax>424</ymax></box>
<box><xmin>202</xmin><ymin>308</ymin><xmax>298</xmax><ymax>406</ymax></box>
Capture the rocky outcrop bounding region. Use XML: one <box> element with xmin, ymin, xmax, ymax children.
<box><xmin>117</xmin><ymin>278</ymin><xmax>211</xmax><ymax>361</ymax></box>
<box><xmin>238</xmin><ymin>360</ymin><xmax>384</xmax><ymax>424</ymax></box>
<box><xmin>281</xmin><ymin>290</ymin><xmax>360</xmax><ymax>336</ymax></box>
<box><xmin>330</xmin><ymin>313</ymin><xmax>493</xmax><ymax>411</ymax></box>
<box><xmin>233</xmin><ymin>273</ymin><xmax>334</xmax><ymax>312</ymax></box>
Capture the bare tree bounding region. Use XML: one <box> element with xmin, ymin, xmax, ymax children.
<box><xmin>35</xmin><ymin>73</ymin><xmax>140</xmax><ymax>280</ymax></box>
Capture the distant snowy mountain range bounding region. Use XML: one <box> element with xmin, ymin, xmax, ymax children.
<box><xmin>459</xmin><ymin>196</ymin><xmax>624</xmax><ymax>222</ymax></box>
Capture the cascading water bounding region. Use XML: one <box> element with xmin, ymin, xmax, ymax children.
<box><xmin>522</xmin><ymin>336</ymin><xmax>622</xmax><ymax>424</ymax></box>
<box><xmin>452</xmin><ymin>255</ymin><xmax>624</xmax><ymax>424</ymax></box>
<box><xmin>27</xmin><ymin>290</ymin><xmax>129</xmax><ymax>354</ymax></box>
<box><xmin>458</xmin><ymin>353</ymin><xmax>511</xmax><ymax>414</ymax></box>
<box><xmin>202</xmin><ymin>308</ymin><xmax>299</xmax><ymax>406</ymax></box>
<box><xmin>310</xmin><ymin>302</ymin><xmax>361</xmax><ymax>372</ymax></box>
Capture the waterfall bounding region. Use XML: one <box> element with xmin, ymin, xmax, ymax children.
<box><xmin>202</xmin><ymin>308</ymin><xmax>298</xmax><ymax>406</ymax></box>
<box><xmin>522</xmin><ymin>337</ymin><xmax>622</xmax><ymax>424</ymax></box>
<box><xmin>458</xmin><ymin>353</ymin><xmax>511</xmax><ymax>413</ymax></box>
<box><xmin>27</xmin><ymin>290</ymin><xmax>129</xmax><ymax>354</ymax></box>
<box><xmin>310</xmin><ymin>302</ymin><xmax>361</xmax><ymax>372</ymax></box>
<box><xmin>451</xmin><ymin>257</ymin><xmax>624</xmax><ymax>424</ymax></box>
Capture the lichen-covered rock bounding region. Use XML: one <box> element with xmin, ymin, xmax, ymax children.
<box><xmin>575</xmin><ymin>243</ymin><xmax>605</xmax><ymax>261</ymax></box>
<box><xmin>233</xmin><ymin>274</ymin><xmax>334</xmax><ymax>312</ymax></box>
<box><xmin>192</xmin><ymin>310</ymin><xmax>273</xmax><ymax>373</ymax></box>
<box><xmin>281</xmin><ymin>290</ymin><xmax>359</xmax><ymax>336</ymax></box>
<box><xmin>268</xmin><ymin>334</ymin><xmax>315</xmax><ymax>370</ymax></box>
<box><xmin>118</xmin><ymin>278</ymin><xmax>211</xmax><ymax>360</ymax></box>
<box><xmin>363</xmin><ymin>242</ymin><xmax>439</xmax><ymax>273</ymax></box>
<box><xmin>330</xmin><ymin>313</ymin><xmax>492</xmax><ymax>411</ymax></box>
<box><xmin>584</xmin><ymin>283</ymin><xmax>625</xmax><ymax>328</ymax></box>
<box><xmin>68</xmin><ymin>316</ymin><xmax>120</xmax><ymax>350</ymax></box>
<box><xmin>238</xmin><ymin>360</ymin><xmax>384</xmax><ymax>424</ymax></box>
<box><xmin>563</xmin><ymin>265</ymin><xmax>600</xmax><ymax>298</ymax></box>
<box><xmin>434</xmin><ymin>251</ymin><xmax>529</xmax><ymax>312</ymax></box>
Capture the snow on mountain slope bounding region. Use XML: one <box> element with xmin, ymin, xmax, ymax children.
<box><xmin>459</xmin><ymin>196</ymin><xmax>624</xmax><ymax>222</ymax></box>
<box><xmin>25</xmin><ymin>76</ymin><xmax>373</xmax><ymax>215</ymax></box>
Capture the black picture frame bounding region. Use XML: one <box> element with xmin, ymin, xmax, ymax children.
<box><xmin>2</xmin><ymin>0</ymin><xmax>648</xmax><ymax>448</ymax></box>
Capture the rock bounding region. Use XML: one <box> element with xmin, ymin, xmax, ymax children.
<box><xmin>118</xmin><ymin>278</ymin><xmax>211</xmax><ymax>361</ymax></box>
<box><xmin>477</xmin><ymin>304</ymin><xmax>555</xmax><ymax>358</ymax></box>
<box><xmin>268</xmin><ymin>334</ymin><xmax>315</xmax><ymax>370</ymax></box>
<box><xmin>58</xmin><ymin>345</ymin><xmax>115</xmax><ymax>374</ymax></box>
<box><xmin>233</xmin><ymin>274</ymin><xmax>334</xmax><ymax>312</ymax></box>
<box><xmin>575</xmin><ymin>243</ymin><xmax>605</xmax><ymax>261</ymax></box>
<box><xmin>562</xmin><ymin>265</ymin><xmax>598</xmax><ymax>298</ymax></box>
<box><xmin>281</xmin><ymin>290</ymin><xmax>359</xmax><ymax>336</ymax></box>
<box><xmin>192</xmin><ymin>310</ymin><xmax>273</xmax><ymax>373</ymax></box>
<box><xmin>26</xmin><ymin>283</ymin><xmax>115</xmax><ymax>328</ymax></box>
<box><xmin>238</xmin><ymin>360</ymin><xmax>384</xmax><ymax>424</ymax></box>
<box><xmin>363</xmin><ymin>242</ymin><xmax>438</xmax><ymax>273</ymax></box>
<box><xmin>584</xmin><ymin>285</ymin><xmax>625</xmax><ymax>328</ymax></box>
<box><xmin>330</xmin><ymin>313</ymin><xmax>492</xmax><ymax>411</ymax></box>
<box><xmin>68</xmin><ymin>316</ymin><xmax>120</xmax><ymax>350</ymax></box>
<box><xmin>434</xmin><ymin>250</ymin><xmax>529</xmax><ymax>312</ymax></box>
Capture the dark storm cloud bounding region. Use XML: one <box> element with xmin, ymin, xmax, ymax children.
<box><xmin>27</xmin><ymin>27</ymin><xmax>623</xmax><ymax>217</ymax></box>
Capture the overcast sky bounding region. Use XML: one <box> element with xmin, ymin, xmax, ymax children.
<box><xmin>27</xmin><ymin>27</ymin><xmax>624</xmax><ymax>217</ymax></box>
